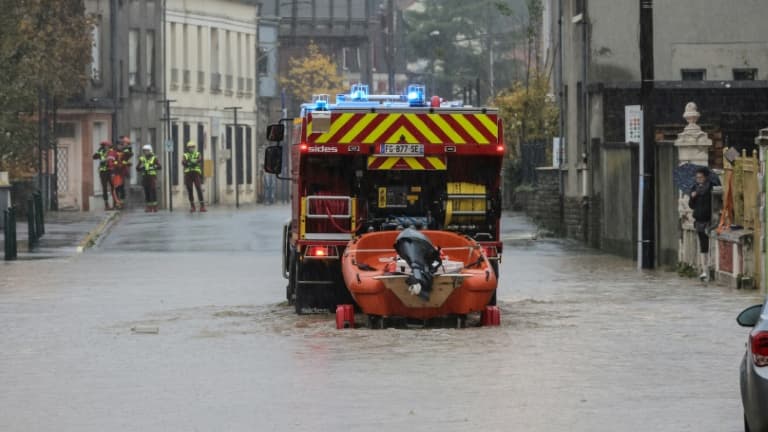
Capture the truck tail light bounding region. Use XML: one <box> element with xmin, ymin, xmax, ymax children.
<box><xmin>482</xmin><ymin>245</ymin><xmax>498</xmax><ymax>258</ymax></box>
<box><xmin>305</xmin><ymin>245</ymin><xmax>338</xmax><ymax>259</ymax></box>
<box><xmin>496</xmin><ymin>144</ymin><xmax>504</xmax><ymax>152</ymax></box>
<box><xmin>751</xmin><ymin>331</ymin><xmax>768</xmax><ymax>367</ymax></box>
<box><xmin>300</xmin><ymin>142</ymin><xmax>308</xmax><ymax>152</ymax></box>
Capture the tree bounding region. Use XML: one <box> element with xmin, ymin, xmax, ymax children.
<box><xmin>0</xmin><ymin>0</ymin><xmax>91</xmax><ymax>178</ymax></box>
<box><xmin>403</xmin><ymin>0</ymin><xmax>528</xmax><ymax>101</ymax></box>
<box><xmin>279</xmin><ymin>42</ymin><xmax>345</xmax><ymax>105</ymax></box>
<box><xmin>493</xmin><ymin>72</ymin><xmax>558</xmax><ymax>158</ymax></box>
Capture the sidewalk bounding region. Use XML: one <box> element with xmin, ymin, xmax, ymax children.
<box><xmin>1</xmin><ymin>210</ymin><xmax>119</xmax><ymax>260</ymax></box>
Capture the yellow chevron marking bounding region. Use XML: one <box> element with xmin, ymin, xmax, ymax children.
<box><xmin>382</xmin><ymin>125</ymin><xmax>418</xmax><ymax>144</ymax></box>
<box><xmin>475</xmin><ymin>114</ymin><xmax>499</xmax><ymax>138</ymax></box>
<box><xmin>315</xmin><ymin>113</ymin><xmax>354</xmax><ymax>143</ymax></box>
<box><xmin>403</xmin><ymin>157</ymin><xmax>424</xmax><ymax>170</ymax></box>
<box><xmin>428</xmin><ymin>114</ymin><xmax>465</xmax><ymax>144</ymax></box>
<box><xmin>380</xmin><ymin>157</ymin><xmax>400</xmax><ymax>169</ymax></box>
<box><xmin>451</xmin><ymin>114</ymin><xmax>488</xmax><ymax>144</ymax></box>
<box><xmin>362</xmin><ymin>114</ymin><xmax>400</xmax><ymax>144</ymax></box>
<box><xmin>340</xmin><ymin>113</ymin><xmax>377</xmax><ymax>143</ymax></box>
<box><xmin>404</xmin><ymin>114</ymin><xmax>441</xmax><ymax>144</ymax></box>
<box><xmin>426</xmin><ymin>156</ymin><xmax>447</xmax><ymax>170</ymax></box>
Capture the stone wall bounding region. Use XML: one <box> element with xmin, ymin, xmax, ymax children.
<box><xmin>564</xmin><ymin>197</ymin><xmax>586</xmax><ymax>240</ymax></box>
<box><xmin>514</xmin><ymin>168</ymin><xmax>562</xmax><ymax>235</ymax></box>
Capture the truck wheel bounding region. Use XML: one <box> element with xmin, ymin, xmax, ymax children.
<box><xmin>293</xmin><ymin>257</ymin><xmax>307</xmax><ymax>314</ymax></box>
<box><xmin>286</xmin><ymin>251</ymin><xmax>297</xmax><ymax>304</ymax></box>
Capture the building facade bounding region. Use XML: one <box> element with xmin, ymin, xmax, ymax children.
<box><xmin>541</xmin><ymin>0</ymin><xmax>768</xmax><ymax>260</ymax></box>
<box><xmin>163</xmin><ymin>0</ymin><xmax>259</xmax><ymax>207</ymax></box>
<box><xmin>57</xmin><ymin>0</ymin><xmax>162</xmax><ymax>211</ymax></box>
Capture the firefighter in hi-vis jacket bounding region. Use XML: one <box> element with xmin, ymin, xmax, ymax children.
<box><xmin>137</xmin><ymin>144</ymin><xmax>161</xmax><ymax>212</ymax></box>
<box><xmin>182</xmin><ymin>141</ymin><xmax>206</xmax><ymax>212</ymax></box>
<box><xmin>92</xmin><ymin>140</ymin><xmax>113</xmax><ymax>210</ymax></box>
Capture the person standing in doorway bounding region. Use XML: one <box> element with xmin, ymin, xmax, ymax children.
<box><xmin>689</xmin><ymin>167</ymin><xmax>713</xmax><ymax>281</ymax></box>
<box><xmin>137</xmin><ymin>144</ymin><xmax>161</xmax><ymax>212</ymax></box>
<box><xmin>182</xmin><ymin>141</ymin><xmax>206</xmax><ymax>213</ymax></box>
<box><xmin>92</xmin><ymin>140</ymin><xmax>113</xmax><ymax>210</ymax></box>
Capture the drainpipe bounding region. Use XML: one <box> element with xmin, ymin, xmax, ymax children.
<box><xmin>557</xmin><ymin>0</ymin><xmax>565</xmax><ymax>233</ymax></box>
<box><xmin>110</xmin><ymin>0</ymin><xmax>118</xmax><ymax>141</ymax></box>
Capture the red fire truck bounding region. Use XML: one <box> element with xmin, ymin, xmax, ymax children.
<box><xmin>265</xmin><ymin>85</ymin><xmax>504</xmax><ymax>324</ymax></box>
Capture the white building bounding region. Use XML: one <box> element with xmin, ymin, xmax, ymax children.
<box><xmin>163</xmin><ymin>0</ymin><xmax>259</xmax><ymax>207</ymax></box>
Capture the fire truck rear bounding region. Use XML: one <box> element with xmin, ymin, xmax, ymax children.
<box><xmin>264</xmin><ymin>85</ymin><xmax>504</xmax><ymax>314</ymax></box>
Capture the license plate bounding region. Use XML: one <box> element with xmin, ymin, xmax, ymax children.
<box><xmin>380</xmin><ymin>144</ymin><xmax>424</xmax><ymax>156</ymax></box>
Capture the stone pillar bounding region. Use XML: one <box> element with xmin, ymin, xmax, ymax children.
<box><xmin>674</xmin><ymin>103</ymin><xmax>712</xmax><ymax>268</ymax></box>
<box><xmin>756</xmin><ymin>127</ymin><xmax>768</xmax><ymax>291</ymax></box>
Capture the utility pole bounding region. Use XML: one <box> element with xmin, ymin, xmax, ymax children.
<box><xmin>224</xmin><ymin>106</ymin><xmax>242</xmax><ymax>208</ymax></box>
<box><xmin>387</xmin><ymin>0</ymin><xmax>395</xmax><ymax>94</ymax></box>
<box><xmin>639</xmin><ymin>0</ymin><xmax>655</xmax><ymax>269</ymax></box>
<box><xmin>158</xmin><ymin>99</ymin><xmax>176</xmax><ymax>212</ymax></box>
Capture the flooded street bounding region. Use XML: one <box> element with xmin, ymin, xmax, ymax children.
<box><xmin>0</xmin><ymin>206</ymin><xmax>761</xmax><ymax>431</ymax></box>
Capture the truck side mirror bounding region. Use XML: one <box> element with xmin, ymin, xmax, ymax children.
<box><xmin>264</xmin><ymin>145</ymin><xmax>283</xmax><ymax>175</ymax></box>
<box><xmin>266</xmin><ymin>124</ymin><xmax>285</xmax><ymax>142</ymax></box>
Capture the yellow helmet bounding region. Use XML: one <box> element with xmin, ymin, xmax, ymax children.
<box><xmin>186</xmin><ymin>141</ymin><xmax>196</xmax><ymax>148</ymax></box>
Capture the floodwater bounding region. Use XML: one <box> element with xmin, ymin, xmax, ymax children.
<box><xmin>0</xmin><ymin>206</ymin><xmax>761</xmax><ymax>431</ymax></box>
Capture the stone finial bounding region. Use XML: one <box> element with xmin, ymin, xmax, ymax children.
<box><xmin>675</xmin><ymin>102</ymin><xmax>711</xmax><ymax>166</ymax></box>
<box><xmin>756</xmin><ymin>127</ymin><xmax>768</xmax><ymax>146</ymax></box>
<box><xmin>683</xmin><ymin>102</ymin><xmax>701</xmax><ymax>132</ymax></box>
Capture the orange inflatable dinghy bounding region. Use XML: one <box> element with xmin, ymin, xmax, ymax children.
<box><xmin>341</xmin><ymin>229</ymin><xmax>497</xmax><ymax>321</ymax></box>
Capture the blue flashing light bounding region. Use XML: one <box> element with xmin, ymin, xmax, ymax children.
<box><xmin>406</xmin><ymin>84</ymin><xmax>426</xmax><ymax>107</ymax></box>
<box><xmin>312</xmin><ymin>94</ymin><xmax>330</xmax><ymax>111</ymax></box>
<box><xmin>350</xmin><ymin>83</ymin><xmax>369</xmax><ymax>101</ymax></box>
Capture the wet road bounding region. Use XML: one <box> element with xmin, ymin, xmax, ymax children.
<box><xmin>0</xmin><ymin>205</ymin><xmax>762</xmax><ymax>431</ymax></box>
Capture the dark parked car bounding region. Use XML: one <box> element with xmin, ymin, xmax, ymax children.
<box><xmin>738</xmin><ymin>302</ymin><xmax>768</xmax><ymax>432</ymax></box>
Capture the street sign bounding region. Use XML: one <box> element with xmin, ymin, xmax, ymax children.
<box><xmin>625</xmin><ymin>105</ymin><xmax>642</xmax><ymax>144</ymax></box>
<box><xmin>164</xmin><ymin>139</ymin><xmax>174</xmax><ymax>153</ymax></box>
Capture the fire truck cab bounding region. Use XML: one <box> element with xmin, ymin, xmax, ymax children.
<box><xmin>265</xmin><ymin>85</ymin><xmax>504</xmax><ymax>314</ymax></box>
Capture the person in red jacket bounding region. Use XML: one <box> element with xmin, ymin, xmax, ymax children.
<box><xmin>106</xmin><ymin>142</ymin><xmax>126</xmax><ymax>209</ymax></box>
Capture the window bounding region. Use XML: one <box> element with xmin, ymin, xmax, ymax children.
<box><xmin>226</xmin><ymin>125</ymin><xmax>233</xmax><ymax>185</ymax></box>
<box><xmin>573</xmin><ymin>0</ymin><xmax>585</xmax><ymax>16</ymax></box>
<box><xmin>342</xmin><ymin>47</ymin><xmax>360</xmax><ymax>72</ymax></box>
<box><xmin>170</xmin><ymin>23</ymin><xmax>177</xmax><ymax>69</ymax></box>
<box><xmin>225</xmin><ymin>31</ymin><xmax>233</xmax><ymax>93</ymax></box>
<box><xmin>681</xmin><ymin>69</ymin><xmax>706</xmax><ymax>81</ymax></box>
<box><xmin>171</xmin><ymin>123</ymin><xmax>179</xmax><ymax>186</ymax></box>
<box><xmin>56</xmin><ymin>123</ymin><xmax>76</xmax><ymax>138</ymax></box>
<box><xmin>211</xmin><ymin>28</ymin><xmax>220</xmax><ymax>92</ymax></box>
<box><xmin>91</xmin><ymin>22</ymin><xmax>101</xmax><ymax>82</ymax></box>
<box><xmin>128</xmin><ymin>29</ymin><xmax>139</xmax><ymax>87</ymax></box>
<box><xmin>146</xmin><ymin>128</ymin><xmax>157</xmax><ymax>152</ymax></box>
<box><xmin>182</xmin><ymin>24</ymin><xmax>190</xmax><ymax>90</ymax></box>
<box><xmin>258</xmin><ymin>47</ymin><xmax>269</xmax><ymax>76</ymax></box>
<box><xmin>145</xmin><ymin>30</ymin><xmax>155</xmax><ymax>87</ymax></box>
<box><xmin>734</xmin><ymin>68</ymin><xmax>757</xmax><ymax>81</ymax></box>
<box><xmin>197</xmin><ymin>123</ymin><xmax>205</xmax><ymax>158</ymax></box>
<box><xmin>197</xmin><ymin>26</ymin><xmax>204</xmax><ymax>89</ymax></box>
<box><xmin>130</xmin><ymin>129</ymin><xmax>141</xmax><ymax>185</ymax></box>
<box><xmin>245</xmin><ymin>34</ymin><xmax>251</xmax><ymax>84</ymax></box>
<box><xmin>235</xmin><ymin>125</ymin><xmax>243</xmax><ymax>185</ymax></box>
<box><xmin>246</xmin><ymin>127</ymin><xmax>253</xmax><ymax>184</ymax></box>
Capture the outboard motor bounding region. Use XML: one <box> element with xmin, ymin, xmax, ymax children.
<box><xmin>394</xmin><ymin>228</ymin><xmax>442</xmax><ymax>300</ymax></box>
